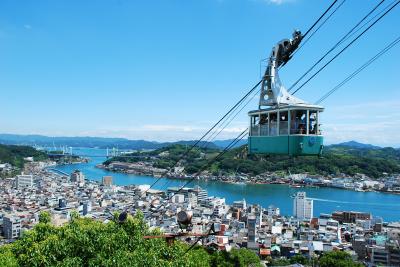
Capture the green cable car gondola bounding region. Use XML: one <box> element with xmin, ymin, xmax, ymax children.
<box><xmin>248</xmin><ymin>30</ymin><xmax>324</xmax><ymax>156</ymax></box>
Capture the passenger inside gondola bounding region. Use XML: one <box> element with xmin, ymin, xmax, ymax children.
<box><xmin>290</xmin><ymin>110</ymin><xmax>307</xmax><ymax>134</ymax></box>
<box><xmin>309</xmin><ymin>111</ymin><xmax>317</xmax><ymax>134</ymax></box>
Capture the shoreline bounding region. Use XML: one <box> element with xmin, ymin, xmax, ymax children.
<box><xmin>95</xmin><ymin>163</ymin><xmax>400</xmax><ymax>195</ymax></box>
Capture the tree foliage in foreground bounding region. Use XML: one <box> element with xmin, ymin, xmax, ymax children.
<box><xmin>0</xmin><ymin>211</ymin><xmax>261</xmax><ymax>267</ymax></box>
<box><xmin>318</xmin><ymin>251</ymin><xmax>363</xmax><ymax>267</ymax></box>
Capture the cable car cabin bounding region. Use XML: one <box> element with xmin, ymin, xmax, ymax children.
<box><xmin>248</xmin><ymin>104</ymin><xmax>324</xmax><ymax>156</ymax></box>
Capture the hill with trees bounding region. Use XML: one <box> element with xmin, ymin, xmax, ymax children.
<box><xmin>0</xmin><ymin>144</ymin><xmax>48</xmax><ymax>169</ymax></box>
<box><xmin>104</xmin><ymin>144</ymin><xmax>400</xmax><ymax>179</ymax></box>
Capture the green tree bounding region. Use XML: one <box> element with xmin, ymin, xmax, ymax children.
<box><xmin>269</xmin><ymin>257</ymin><xmax>290</xmax><ymax>266</ymax></box>
<box><xmin>289</xmin><ymin>254</ymin><xmax>309</xmax><ymax>265</ymax></box>
<box><xmin>210</xmin><ymin>248</ymin><xmax>262</xmax><ymax>267</ymax></box>
<box><xmin>318</xmin><ymin>251</ymin><xmax>363</xmax><ymax>267</ymax></box>
<box><xmin>1</xmin><ymin>211</ymin><xmax>260</xmax><ymax>267</ymax></box>
<box><xmin>38</xmin><ymin>211</ymin><xmax>51</xmax><ymax>224</ymax></box>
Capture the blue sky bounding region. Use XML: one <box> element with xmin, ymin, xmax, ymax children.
<box><xmin>1</xmin><ymin>0</ymin><xmax>399</xmax><ymax>146</ymax></box>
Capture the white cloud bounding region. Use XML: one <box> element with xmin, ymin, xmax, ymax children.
<box><xmin>265</xmin><ymin>0</ymin><xmax>295</xmax><ymax>5</ymax></box>
<box><xmin>323</xmin><ymin>120</ymin><xmax>400</xmax><ymax>147</ymax></box>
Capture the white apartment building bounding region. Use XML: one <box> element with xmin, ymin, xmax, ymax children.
<box><xmin>16</xmin><ymin>174</ymin><xmax>34</xmax><ymax>189</ymax></box>
<box><xmin>293</xmin><ymin>192</ymin><xmax>313</xmax><ymax>220</ymax></box>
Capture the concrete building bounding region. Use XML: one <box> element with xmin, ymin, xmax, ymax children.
<box><xmin>293</xmin><ymin>192</ymin><xmax>313</xmax><ymax>220</ymax></box>
<box><xmin>16</xmin><ymin>174</ymin><xmax>34</xmax><ymax>189</ymax></box>
<box><xmin>233</xmin><ymin>199</ymin><xmax>247</xmax><ymax>210</ymax></box>
<box><xmin>102</xmin><ymin>176</ymin><xmax>113</xmax><ymax>186</ymax></box>
<box><xmin>193</xmin><ymin>186</ymin><xmax>208</xmax><ymax>203</ymax></box>
<box><xmin>332</xmin><ymin>211</ymin><xmax>371</xmax><ymax>224</ymax></box>
<box><xmin>3</xmin><ymin>216</ymin><xmax>21</xmax><ymax>239</ymax></box>
<box><xmin>172</xmin><ymin>194</ymin><xmax>185</xmax><ymax>204</ymax></box>
<box><xmin>268</xmin><ymin>205</ymin><xmax>280</xmax><ymax>216</ymax></box>
<box><xmin>70</xmin><ymin>170</ymin><xmax>85</xmax><ymax>183</ymax></box>
<box><xmin>247</xmin><ymin>215</ymin><xmax>257</xmax><ymax>244</ymax></box>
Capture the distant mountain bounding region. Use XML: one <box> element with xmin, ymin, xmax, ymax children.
<box><xmin>0</xmin><ymin>134</ymin><xmax>392</xmax><ymax>151</ymax></box>
<box><xmin>334</xmin><ymin>140</ymin><xmax>381</xmax><ymax>149</ymax></box>
<box><xmin>213</xmin><ymin>139</ymin><xmax>247</xmax><ymax>149</ymax></box>
<box><xmin>0</xmin><ymin>134</ymin><xmax>218</xmax><ymax>150</ymax></box>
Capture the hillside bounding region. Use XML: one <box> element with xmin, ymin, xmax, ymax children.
<box><xmin>105</xmin><ymin>144</ymin><xmax>400</xmax><ymax>179</ymax></box>
<box><xmin>0</xmin><ymin>144</ymin><xmax>48</xmax><ymax>169</ymax></box>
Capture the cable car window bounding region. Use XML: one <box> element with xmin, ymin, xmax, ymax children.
<box><xmin>269</xmin><ymin>112</ymin><xmax>278</xmax><ymax>136</ymax></box>
<box><xmin>309</xmin><ymin>111</ymin><xmax>318</xmax><ymax>135</ymax></box>
<box><xmin>251</xmin><ymin>115</ymin><xmax>259</xmax><ymax>136</ymax></box>
<box><xmin>260</xmin><ymin>114</ymin><xmax>269</xmax><ymax>136</ymax></box>
<box><xmin>290</xmin><ymin>110</ymin><xmax>307</xmax><ymax>135</ymax></box>
<box><xmin>279</xmin><ymin>111</ymin><xmax>288</xmax><ymax>135</ymax></box>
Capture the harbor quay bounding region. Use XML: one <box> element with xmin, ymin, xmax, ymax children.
<box><xmin>1</xmin><ymin>161</ymin><xmax>400</xmax><ymax>266</ymax></box>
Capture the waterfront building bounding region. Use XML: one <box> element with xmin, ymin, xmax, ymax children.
<box><xmin>3</xmin><ymin>216</ymin><xmax>21</xmax><ymax>239</ymax></box>
<box><xmin>102</xmin><ymin>176</ymin><xmax>113</xmax><ymax>186</ymax></box>
<box><xmin>268</xmin><ymin>205</ymin><xmax>280</xmax><ymax>216</ymax></box>
<box><xmin>332</xmin><ymin>211</ymin><xmax>371</xmax><ymax>224</ymax></box>
<box><xmin>70</xmin><ymin>170</ymin><xmax>85</xmax><ymax>183</ymax></box>
<box><xmin>15</xmin><ymin>174</ymin><xmax>34</xmax><ymax>189</ymax></box>
<box><xmin>293</xmin><ymin>192</ymin><xmax>313</xmax><ymax>220</ymax></box>
<box><xmin>193</xmin><ymin>186</ymin><xmax>208</xmax><ymax>203</ymax></box>
<box><xmin>233</xmin><ymin>199</ymin><xmax>247</xmax><ymax>210</ymax></box>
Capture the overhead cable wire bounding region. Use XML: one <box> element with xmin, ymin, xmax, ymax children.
<box><xmin>143</xmin><ymin>79</ymin><xmax>262</xmax><ymax>193</ymax></box>
<box><xmin>200</xmin><ymin>2</ymin><xmax>348</xmax><ymax>148</ymax></box>
<box><xmin>151</xmin><ymin>129</ymin><xmax>248</xmax><ymax>214</ymax></box>
<box><xmin>159</xmin><ymin>127</ymin><xmax>249</xmax><ymax>194</ymax></box>
<box><xmin>148</xmin><ymin>0</ymin><xmax>344</xmax><ymax>193</ymax></box>
<box><xmin>292</xmin><ymin>0</ymin><xmax>347</xmax><ymax>58</ymax></box>
<box><xmin>278</xmin><ymin>0</ymin><xmax>341</xmax><ymax>69</ymax></box>
<box><xmin>201</xmin><ymin>87</ymin><xmax>261</xmax><ymax>149</ymax></box>
<box><xmin>315</xmin><ymin>35</ymin><xmax>400</xmax><ymax>104</ymax></box>
<box><xmin>303</xmin><ymin>0</ymin><xmax>339</xmax><ymax>38</ymax></box>
<box><xmin>341</xmin><ymin>0</ymin><xmax>397</xmax><ymax>44</ymax></box>
<box><xmin>291</xmin><ymin>0</ymin><xmax>400</xmax><ymax>95</ymax></box>
<box><xmin>288</xmin><ymin>0</ymin><xmax>387</xmax><ymax>92</ymax></box>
